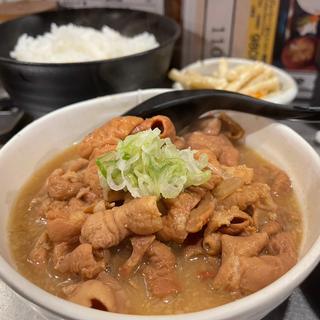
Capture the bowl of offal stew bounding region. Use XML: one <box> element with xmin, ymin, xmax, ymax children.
<box><xmin>1</xmin><ymin>88</ymin><xmax>320</xmax><ymax>320</ymax></box>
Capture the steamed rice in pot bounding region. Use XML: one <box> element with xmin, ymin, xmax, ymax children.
<box><xmin>10</xmin><ymin>23</ymin><xmax>159</xmax><ymax>63</ymax></box>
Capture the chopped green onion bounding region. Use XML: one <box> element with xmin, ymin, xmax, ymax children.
<box><xmin>96</xmin><ymin>128</ymin><xmax>211</xmax><ymax>199</ymax></box>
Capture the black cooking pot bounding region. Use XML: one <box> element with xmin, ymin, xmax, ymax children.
<box><xmin>0</xmin><ymin>8</ymin><xmax>180</xmax><ymax>114</ymax></box>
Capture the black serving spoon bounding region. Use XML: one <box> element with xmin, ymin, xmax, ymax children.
<box><xmin>124</xmin><ymin>90</ymin><xmax>320</xmax><ymax>132</ymax></box>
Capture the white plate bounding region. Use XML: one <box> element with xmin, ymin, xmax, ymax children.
<box><xmin>173</xmin><ymin>57</ymin><xmax>298</xmax><ymax>104</ymax></box>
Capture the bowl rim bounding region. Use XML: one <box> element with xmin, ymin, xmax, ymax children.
<box><xmin>1</xmin><ymin>89</ymin><xmax>320</xmax><ymax>320</ymax></box>
<box><xmin>173</xmin><ymin>57</ymin><xmax>298</xmax><ymax>104</ymax></box>
<box><xmin>0</xmin><ymin>8</ymin><xmax>181</xmax><ymax>67</ymax></box>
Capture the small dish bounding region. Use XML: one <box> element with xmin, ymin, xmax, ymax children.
<box><xmin>172</xmin><ymin>58</ymin><xmax>298</xmax><ymax>104</ymax></box>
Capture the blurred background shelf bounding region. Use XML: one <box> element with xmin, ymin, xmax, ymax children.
<box><xmin>0</xmin><ymin>0</ymin><xmax>57</xmax><ymax>22</ymax></box>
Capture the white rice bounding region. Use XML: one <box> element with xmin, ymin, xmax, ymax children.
<box><xmin>10</xmin><ymin>23</ymin><xmax>159</xmax><ymax>63</ymax></box>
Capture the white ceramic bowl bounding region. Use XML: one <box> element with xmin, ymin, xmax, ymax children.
<box><xmin>173</xmin><ymin>57</ymin><xmax>298</xmax><ymax>104</ymax></box>
<box><xmin>1</xmin><ymin>89</ymin><xmax>320</xmax><ymax>320</ymax></box>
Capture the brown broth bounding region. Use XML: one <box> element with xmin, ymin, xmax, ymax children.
<box><xmin>8</xmin><ymin>145</ymin><xmax>302</xmax><ymax>315</ymax></box>
<box><xmin>238</xmin><ymin>145</ymin><xmax>302</xmax><ymax>244</ymax></box>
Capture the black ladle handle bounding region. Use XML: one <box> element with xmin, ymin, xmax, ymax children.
<box><xmin>124</xmin><ymin>90</ymin><xmax>320</xmax><ymax>131</ymax></box>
